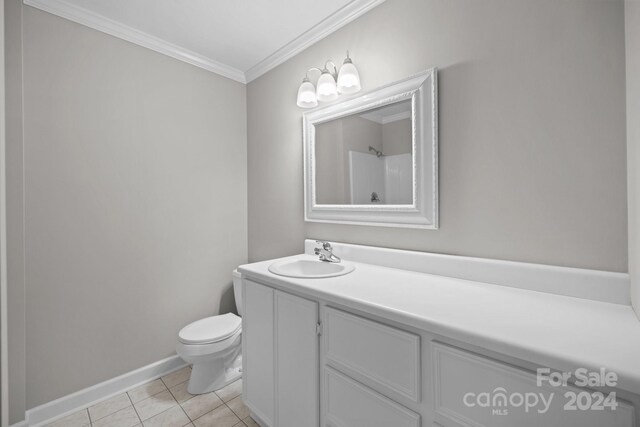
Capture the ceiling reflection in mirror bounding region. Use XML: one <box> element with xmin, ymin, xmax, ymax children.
<box><xmin>314</xmin><ymin>100</ymin><xmax>413</xmax><ymax>205</ymax></box>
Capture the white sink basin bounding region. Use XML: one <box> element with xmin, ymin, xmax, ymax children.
<box><xmin>268</xmin><ymin>259</ymin><xmax>355</xmax><ymax>278</ymax></box>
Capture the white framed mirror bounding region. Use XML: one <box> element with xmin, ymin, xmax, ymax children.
<box><xmin>303</xmin><ymin>68</ymin><xmax>438</xmax><ymax>228</ymax></box>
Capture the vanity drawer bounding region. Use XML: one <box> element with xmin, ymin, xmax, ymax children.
<box><xmin>325</xmin><ymin>367</ymin><xmax>420</xmax><ymax>427</ymax></box>
<box><xmin>323</xmin><ymin>307</ymin><xmax>420</xmax><ymax>402</ymax></box>
<box><xmin>432</xmin><ymin>342</ymin><xmax>635</xmax><ymax>427</ymax></box>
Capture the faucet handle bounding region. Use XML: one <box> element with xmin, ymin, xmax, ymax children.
<box><xmin>315</xmin><ymin>240</ymin><xmax>332</xmax><ymax>251</ymax></box>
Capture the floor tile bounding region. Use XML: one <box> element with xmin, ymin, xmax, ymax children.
<box><xmin>89</xmin><ymin>393</ymin><xmax>131</xmax><ymax>421</ymax></box>
<box><xmin>226</xmin><ymin>396</ymin><xmax>249</xmax><ymax>420</ymax></box>
<box><xmin>142</xmin><ymin>405</ymin><xmax>191</xmax><ymax>427</ymax></box>
<box><xmin>169</xmin><ymin>381</ymin><xmax>195</xmax><ymax>404</ymax></box>
<box><xmin>161</xmin><ymin>367</ymin><xmax>192</xmax><ymax>388</ymax></box>
<box><xmin>129</xmin><ymin>379</ymin><xmax>167</xmax><ymax>403</ymax></box>
<box><xmin>180</xmin><ymin>392</ymin><xmax>223</xmax><ymax>421</ymax></box>
<box><xmin>242</xmin><ymin>416</ymin><xmax>259</xmax><ymax>427</ymax></box>
<box><xmin>46</xmin><ymin>408</ymin><xmax>90</xmax><ymax>427</ymax></box>
<box><xmin>92</xmin><ymin>406</ymin><xmax>140</xmax><ymax>427</ymax></box>
<box><xmin>192</xmin><ymin>405</ymin><xmax>240</xmax><ymax>427</ymax></box>
<box><xmin>135</xmin><ymin>390</ymin><xmax>178</xmax><ymax>421</ymax></box>
<box><xmin>214</xmin><ymin>379</ymin><xmax>242</xmax><ymax>403</ymax></box>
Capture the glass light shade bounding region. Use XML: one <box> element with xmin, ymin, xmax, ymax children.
<box><xmin>297</xmin><ymin>79</ymin><xmax>317</xmax><ymax>108</ymax></box>
<box><xmin>337</xmin><ymin>61</ymin><xmax>361</xmax><ymax>94</ymax></box>
<box><xmin>316</xmin><ymin>71</ymin><xmax>338</xmax><ymax>102</ymax></box>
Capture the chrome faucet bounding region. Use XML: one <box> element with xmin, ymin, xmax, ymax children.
<box><xmin>314</xmin><ymin>240</ymin><xmax>341</xmax><ymax>263</ymax></box>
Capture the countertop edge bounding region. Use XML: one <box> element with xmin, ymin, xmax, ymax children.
<box><xmin>238</xmin><ymin>257</ymin><xmax>640</xmax><ymax>396</ymax></box>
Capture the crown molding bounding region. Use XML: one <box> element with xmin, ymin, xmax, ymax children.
<box><xmin>23</xmin><ymin>0</ymin><xmax>247</xmax><ymax>83</ymax></box>
<box><xmin>244</xmin><ymin>0</ymin><xmax>387</xmax><ymax>83</ymax></box>
<box><xmin>23</xmin><ymin>0</ymin><xmax>387</xmax><ymax>84</ymax></box>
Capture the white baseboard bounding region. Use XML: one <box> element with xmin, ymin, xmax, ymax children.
<box><xmin>13</xmin><ymin>355</ymin><xmax>186</xmax><ymax>427</ymax></box>
<box><xmin>305</xmin><ymin>239</ymin><xmax>631</xmax><ymax>305</ymax></box>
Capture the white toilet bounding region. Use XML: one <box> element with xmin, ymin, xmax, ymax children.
<box><xmin>176</xmin><ymin>270</ymin><xmax>243</xmax><ymax>394</ymax></box>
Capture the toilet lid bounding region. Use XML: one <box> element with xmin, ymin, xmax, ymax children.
<box><xmin>178</xmin><ymin>313</ymin><xmax>241</xmax><ymax>345</ymax></box>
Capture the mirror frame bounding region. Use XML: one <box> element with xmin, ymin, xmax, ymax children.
<box><xmin>303</xmin><ymin>68</ymin><xmax>438</xmax><ymax>229</ymax></box>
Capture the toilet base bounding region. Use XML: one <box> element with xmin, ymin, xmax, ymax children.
<box><xmin>187</xmin><ymin>351</ymin><xmax>242</xmax><ymax>394</ymax></box>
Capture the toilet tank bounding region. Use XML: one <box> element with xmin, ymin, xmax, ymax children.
<box><xmin>232</xmin><ymin>269</ymin><xmax>243</xmax><ymax>317</ymax></box>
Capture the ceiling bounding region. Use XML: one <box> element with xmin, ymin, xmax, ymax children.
<box><xmin>24</xmin><ymin>0</ymin><xmax>386</xmax><ymax>83</ymax></box>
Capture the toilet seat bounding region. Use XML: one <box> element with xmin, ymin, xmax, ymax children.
<box><xmin>177</xmin><ymin>328</ymin><xmax>241</xmax><ymax>359</ymax></box>
<box><xmin>178</xmin><ymin>313</ymin><xmax>241</xmax><ymax>345</ymax></box>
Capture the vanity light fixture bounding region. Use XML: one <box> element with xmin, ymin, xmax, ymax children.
<box><xmin>296</xmin><ymin>51</ymin><xmax>361</xmax><ymax>108</ymax></box>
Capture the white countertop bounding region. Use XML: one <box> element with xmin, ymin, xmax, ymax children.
<box><xmin>238</xmin><ymin>253</ymin><xmax>640</xmax><ymax>395</ymax></box>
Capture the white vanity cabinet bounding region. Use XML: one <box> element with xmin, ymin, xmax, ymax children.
<box><xmin>242</xmin><ymin>279</ymin><xmax>319</xmax><ymax>427</ymax></box>
<box><xmin>242</xmin><ymin>276</ymin><xmax>637</xmax><ymax>427</ymax></box>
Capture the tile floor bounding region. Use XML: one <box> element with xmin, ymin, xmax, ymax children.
<box><xmin>46</xmin><ymin>367</ymin><xmax>257</xmax><ymax>427</ymax></box>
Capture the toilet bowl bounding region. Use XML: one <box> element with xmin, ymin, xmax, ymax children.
<box><xmin>176</xmin><ymin>269</ymin><xmax>243</xmax><ymax>394</ymax></box>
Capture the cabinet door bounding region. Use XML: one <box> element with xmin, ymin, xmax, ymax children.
<box><xmin>243</xmin><ymin>279</ymin><xmax>275</xmax><ymax>426</ymax></box>
<box><xmin>432</xmin><ymin>342</ymin><xmax>635</xmax><ymax>427</ymax></box>
<box><xmin>275</xmin><ymin>291</ymin><xmax>319</xmax><ymax>427</ymax></box>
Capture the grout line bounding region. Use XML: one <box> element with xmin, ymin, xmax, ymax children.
<box><xmin>188</xmin><ymin>400</ymin><xmax>225</xmax><ymax>425</ymax></box>
<box><xmin>128</xmin><ymin>381</ymin><xmax>169</xmax><ymax>406</ymax></box>
<box><xmin>162</xmin><ymin>377</ymin><xmax>186</xmax><ymax>396</ymax></box>
<box><xmin>132</xmin><ymin>402</ymin><xmax>181</xmax><ymax>426</ymax></box>
<box><xmin>225</xmin><ymin>400</ymin><xmax>242</xmax><ymax>419</ymax></box>
<box><xmin>177</xmin><ymin>405</ymin><xmax>191</xmax><ymax>427</ymax></box>
<box><xmin>91</xmin><ymin>405</ymin><xmax>138</xmax><ymax>427</ymax></box>
<box><xmin>85</xmin><ymin>407</ymin><xmax>93</xmax><ymax>425</ymax></box>
<box><xmin>125</xmin><ymin>391</ymin><xmax>143</xmax><ymax>426</ymax></box>
<box><xmin>158</xmin><ymin>376</ymin><xmax>170</xmax><ymax>390</ymax></box>
<box><xmin>158</xmin><ymin>366</ymin><xmax>191</xmax><ymax>392</ymax></box>
<box><xmin>84</xmin><ymin>393</ymin><xmax>136</xmax><ymax>423</ymax></box>
<box><xmin>226</xmin><ymin>403</ymin><xmax>241</xmax><ymax>423</ymax></box>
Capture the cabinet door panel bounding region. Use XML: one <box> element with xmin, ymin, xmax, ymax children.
<box><xmin>325</xmin><ymin>367</ymin><xmax>420</xmax><ymax>427</ymax></box>
<box><xmin>275</xmin><ymin>291</ymin><xmax>319</xmax><ymax>427</ymax></box>
<box><xmin>243</xmin><ymin>279</ymin><xmax>274</xmax><ymax>426</ymax></box>
<box><xmin>324</xmin><ymin>307</ymin><xmax>420</xmax><ymax>402</ymax></box>
<box><xmin>432</xmin><ymin>342</ymin><xmax>635</xmax><ymax>427</ymax></box>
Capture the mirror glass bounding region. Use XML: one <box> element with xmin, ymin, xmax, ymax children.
<box><xmin>314</xmin><ymin>100</ymin><xmax>412</xmax><ymax>205</ymax></box>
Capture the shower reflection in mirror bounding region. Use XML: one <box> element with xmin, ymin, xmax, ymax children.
<box><xmin>314</xmin><ymin>100</ymin><xmax>413</xmax><ymax>205</ymax></box>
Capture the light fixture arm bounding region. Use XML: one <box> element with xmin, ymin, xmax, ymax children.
<box><xmin>323</xmin><ymin>60</ymin><xmax>338</xmax><ymax>78</ymax></box>
<box><xmin>304</xmin><ymin>67</ymin><xmax>323</xmax><ymax>81</ymax></box>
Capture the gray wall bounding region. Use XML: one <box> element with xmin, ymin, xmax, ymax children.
<box><xmin>382</xmin><ymin>119</ymin><xmax>411</xmax><ymax>156</ymax></box>
<box><xmin>315</xmin><ymin>116</ymin><xmax>384</xmax><ymax>204</ymax></box>
<box><xmin>19</xmin><ymin>7</ymin><xmax>247</xmax><ymax>409</ymax></box>
<box><xmin>5</xmin><ymin>0</ymin><xmax>25</xmax><ymax>423</ymax></box>
<box><xmin>627</xmin><ymin>0</ymin><xmax>640</xmax><ymax>319</ymax></box>
<box><xmin>247</xmin><ymin>0</ymin><xmax>628</xmax><ymax>272</ymax></box>
<box><xmin>315</xmin><ymin>120</ymin><xmax>346</xmax><ymax>204</ymax></box>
